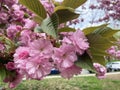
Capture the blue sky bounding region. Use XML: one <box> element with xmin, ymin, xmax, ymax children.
<box><xmin>55</xmin><ymin>0</ymin><xmax>120</xmax><ymax>29</ymax></box>
<box><xmin>76</xmin><ymin>0</ymin><xmax>120</xmax><ymax>29</ymax></box>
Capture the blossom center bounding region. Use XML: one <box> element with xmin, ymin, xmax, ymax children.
<box><xmin>19</xmin><ymin>51</ymin><xmax>29</xmax><ymax>59</ymax></box>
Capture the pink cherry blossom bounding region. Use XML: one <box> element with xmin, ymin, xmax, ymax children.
<box><xmin>23</xmin><ymin>19</ymin><xmax>37</xmax><ymax>29</ymax></box>
<box><xmin>0</xmin><ymin>43</ymin><xmax>4</xmax><ymax>50</ymax></box>
<box><xmin>0</xmin><ymin>12</ymin><xmax>8</xmax><ymax>23</ymax></box>
<box><xmin>62</xmin><ymin>30</ymin><xmax>89</xmax><ymax>55</ymax></box>
<box><xmin>14</xmin><ymin>47</ymin><xmax>30</xmax><ymax>74</ymax></box>
<box><xmin>53</xmin><ymin>44</ymin><xmax>77</xmax><ymax>69</ymax></box>
<box><xmin>7</xmin><ymin>24</ymin><xmax>22</xmax><ymax>39</ymax></box>
<box><xmin>40</xmin><ymin>0</ymin><xmax>55</xmax><ymax>15</ymax></box>
<box><xmin>71</xmin><ymin>30</ymin><xmax>89</xmax><ymax>54</ymax></box>
<box><xmin>88</xmin><ymin>0</ymin><xmax>120</xmax><ymax>27</ymax></box>
<box><xmin>115</xmin><ymin>50</ymin><xmax>120</xmax><ymax>59</ymax></box>
<box><xmin>29</xmin><ymin>38</ymin><xmax>53</xmax><ymax>58</ymax></box>
<box><xmin>4</xmin><ymin>0</ymin><xmax>18</xmax><ymax>7</ymax></box>
<box><xmin>9</xmin><ymin>72</ymin><xmax>23</xmax><ymax>88</ymax></box>
<box><xmin>25</xmin><ymin>56</ymin><xmax>52</xmax><ymax>80</ymax></box>
<box><xmin>107</xmin><ymin>46</ymin><xmax>116</xmax><ymax>56</ymax></box>
<box><xmin>3</xmin><ymin>70</ymin><xmax>23</xmax><ymax>88</ymax></box>
<box><xmin>14</xmin><ymin>47</ymin><xmax>30</xmax><ymax>60</ymax></box>
<box><xmin>60</xmin><ymin>65</ymin><xmax>82</xmax><ymax>79</ymax></box>
<box><xmin>5</xmin><ymin>62</ymin><xmax>15</xmax><ymax>71</ymax></box>
<box><xmin>20</xmin><ymin>30</ymin><xmax>36</xmax><ymax>46</ymax></box>
<box><xmin>11</xmin><ymin>9</ymin><xmax>24</xmax><ymax>21</ymax></box>
<box><xmin>93</xmin><ymin>63</ymin><xmax>106</xmax><ymax>79</ymax></box>
<box><xmin>14</xmin><ymin>40</ymin><xmax>53</xmax><ymax>79</ymax></box>
<box><xmin>12</xmin><ymin>4</ymin><xmax>21</xmax><ymax>11</ymax></box>
<box><xmin>68</xmin><ymin>19</ymin><xmax>80</xmax><ymax>25</ymax></box>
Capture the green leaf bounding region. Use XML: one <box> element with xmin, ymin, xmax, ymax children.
<box><xmin>87</xmin><ymin>34</ymin><xmax>113</xmax><ymax>49</ymax></box>
<box><xmin>81</xmin><ymin>25</ymin><xmax>120</xmax><ymax>66</ymax></box>
<box><xmin>58</xmin><ymin>27</ymin><xmax>76</xmax><ymax>32</ymax></box>
<box><xmin>113</xmin><ymin>31</ymin><xmax>120</xmax><ymax>40</ymax></box>
<box><xmin>33</xmin><ymin>16</ymin><xmax>43</xmax><ymax>24</ymax></box>
<box><xmin>90</xmin><ymin>25</ymin><xmax>120</xmax><ymax>65</ymax></box>
<box><xmin>87</xmin><ymin>34</ymin><xmax>114</xmax><ymax>66</ymax></box>
<box><xmin>83</xmin><ymin>24</ymin><xmax>108</xmax><ymax>35</ymax></box>
<box><xmin>90</xmin><ymin>47</ymin><xmax>108</xmax><ymax>56</ymax></box>
<box><xmin>34</xmin><ymin>26</ymin><xmax>43</xmax><ymax>33</ymax></box>
<box><xmin>41</xmin><ymin>13</ymin><xmax>59</xmax><ymax>38</ymax></box>
<box><xmin>54</xmin><ymin>6</ymin><xmax>79</xmax><ymax>23</ymax></box>
<box><xmin>75</xmin><ymin>52</ymin><xmax>94</xmax><ymax>71</ymax></box>
<box><xmin>92</xmin><ymin>56</ymin><xmax>105</xmax><ymax>65</ymax></box>
<box><xmin>92</xmin><ymin>27</ymin><xmax>120</xmax><ymax>38</ymax></box>
<box><xmin>62</xmin><ymin>0</ymin><xmax>87</xmax><ymax>9</ymax></box>
<box><xmin>0</xmin><ymin>35</ymin><xmax>15</xmax><ymax>53</ymax></box>
<box><xmin>19</xmin><ymin>0</ymin><xmax>46</xmax><ymax>21</ymax></box>
<box><xmin>0</xmin><ymin>68</ymin><xmax>6</xmax><ymax>81</ymax></box>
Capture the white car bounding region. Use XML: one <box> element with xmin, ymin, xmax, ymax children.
<box><xmin>106</xmin><ymin>61</ymin><xmax>120</xmax><ymax>72</ymax></box>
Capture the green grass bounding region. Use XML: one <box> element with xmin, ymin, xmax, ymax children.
<box><xmin>1</xmin><ymin>76</ymin><xmax>120</xmax><ymax>90</ymax></box>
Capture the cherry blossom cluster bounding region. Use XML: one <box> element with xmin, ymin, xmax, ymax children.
<box><xmin>107</xmin><ymin>45</ymin><xmax>120</xmax><ymax>59</ymax></box>
<box><xmin>97</xmin><ymin>0</ymin><xmax>120</xmax><ymax>21</ymax></box>
<box><xmin>0</xmin><ymin>0</ymin><xmax>107</xmax><ymax>88</ymax></box>
<box><xmin>88</xmin><ymin>0</ymin><xmax>120</xmax><ymax>26</ymax></box>
<box><xmin>13</xmin><ymin>29</ymin><xmax>89</xmax><ymax>83</ymax></box>
<box><xmin>93</xmin><ymin>63</ymin><xmax>106</xmax><ymax>79</ymax></box>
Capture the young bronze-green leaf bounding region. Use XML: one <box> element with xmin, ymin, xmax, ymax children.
<box><xmin>75</xmin><ymin>52</ymin><xmax>94</xmax><ymax>71</ymax></box>
<box><xmin>83</xmin><ymin>24</ymin><xmax>108</xmax><ymax>35</ymax></box>
<box><xmin>19</xmin><ymin>0</ymin><xmax>46</xmax><ymax>21</ymax></box>
<box><xmin>82</xmin><ymin>26</ymin><xmax>120</xmax><ymax>66</ymax></box>
<box><xmin>54</xmin><ymin>6</ymin><xmax>79</xmax><ymax>23</ymax></box>
<box><xmin>62</xmin><ymin>0</ymin><xmax>87</xmax><ymax>9</ymax></box>
<box><xmin>58</xmin><ymin>27</ymin><xmax>76</xmax><ymax>32</ymax></box>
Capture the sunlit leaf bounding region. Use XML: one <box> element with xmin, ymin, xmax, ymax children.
<box><xmin>113</xmin><ymin>31</ymin><xmax>120</xmax><ymax>40</ymax></box>
<box><xmin>93</xmin><ymin>27</ymin><xmax>120</xmax><ymax>38</ymax></box>
<box><xmin>33</xmin><ymin>16</ymin><xmax>43</xmax><ymax>24</ymax></box>
<box><xmin>62</xmin><ymin>0</ymin><xmax>87</xmax><ymax>9</ymax></box>
<box><xmin>19</xmin><ymin>0</ymin><xmax>46</xmax><ymax>21</ymax></box>
<box><xmin>79</xmin><ymin>25</ymin><xmax>120</xmax><ymax>67</ymax></box>
<box><xmin>83</xmin><ymin>24</ymin><xmax>108</xmax><ymax>35</ymax></box>
<box><xmin>54</xmin><ymin>6</ymin><xmax>79</xmax><ymax>23</ymax></box>
<box><xmin>58</xmin><ymin>27</ymin><xmax>76</xmax><ymax>32</ymax></box>
<box><xmin>87</xmin><ymin>34</ymin><xmax>113</xmax><ymax>66</ymax></box>
<box><xmin>41</xmin><ymin>13</ymin><xmax>59</xmax><ymax>38</ymax></box>
<box><xmin>34</xmin><ymin>26</ymin><xmax>43</xmax><ymax>33</ymax></box>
